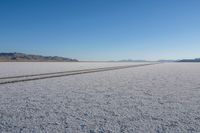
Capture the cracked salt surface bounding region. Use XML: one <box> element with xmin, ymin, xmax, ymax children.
<box><xmin>0</xmin><ymin>63</ymin><xmax>200</xmax><ymax>132</ymax></box>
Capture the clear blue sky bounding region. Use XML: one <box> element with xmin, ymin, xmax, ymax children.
<box><xmin>0</xmin><ymin>0</ymin><xmax>200</xmax><ymax>61</ymax></box>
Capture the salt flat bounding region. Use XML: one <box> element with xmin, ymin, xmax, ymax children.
<box><xmin>0</xmin><ymin>63</ymin><xmax>200</xmax><ymax>132</ymax></box>
<box><xmin>0</xmin><ymin>62</ymin><xmax>147</xmax><ymax>77</ymax></box>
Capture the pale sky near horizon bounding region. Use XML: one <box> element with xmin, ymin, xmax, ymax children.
<box><xmin>0</xmin><ymin>0</ymin><xmax>200</xmax><ymax>61</ymax></box>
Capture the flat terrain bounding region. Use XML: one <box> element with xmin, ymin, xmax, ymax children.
<box><xmin>0</xmin><ymin>62</ymin><xmax>200</xmax><ymax>132</ymax></box>
<box><xmin>0</xmin><ymin>62</ymin><xmax>147</xmax><ymax>77</ymax></box>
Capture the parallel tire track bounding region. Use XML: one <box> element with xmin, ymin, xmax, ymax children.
<box><xmin>0</xmin><ymin>63</ymin><xmax>160</xmax><ymax>85</ymax></box>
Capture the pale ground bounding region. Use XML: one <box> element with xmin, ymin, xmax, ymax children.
<box><xmin>0</xmin><ymin>62</ymin><xmax>146</xmax><ymax>77</ymax></box>
<box><xmin>0</xmin><ymin>63</ymin><xmax>200</xmax><ymax>133</ymax></box>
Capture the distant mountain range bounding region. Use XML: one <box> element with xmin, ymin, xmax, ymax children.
<box><xmin>0</xmin><ymin>52</ymin><xmax>78</xmax><ymax>62</ymax></box>
<box><xmin>178</xmin><ymin>58</ymin><xmax>200</xmax><ymax>62</ymax></box>
<box><xmin>118</xmin><ymin>59</ymin><xmax>176</xmax><ymax>62</ymax></box>
<box><xmin>158</xmin><ymin>60</ymin><xmax>177</xmax><ymax>62</ymax></box>
<box><xmin>118</xmin><ymin>59</ymin><xmax>200</xmax><ymax>63</ymax></box>
<box><xmin>1</xmin><ymin>52</ymin><xmax>199</xmax><ymax>62</ymax></box>
<box><xmin>118</xmin><ymin>59</ymin><xmax>148</xmax><ymax>62</ymax></box>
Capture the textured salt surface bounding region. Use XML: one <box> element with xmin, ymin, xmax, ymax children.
<box><xmin>0</xmin><ymin>62</ymin><xmax>146</xmax><ymax>77</ymax></box>
<box><xmin>0</xmin><ymin>63</ymin><xmax>200</xmax><ymax>132</ymax></box>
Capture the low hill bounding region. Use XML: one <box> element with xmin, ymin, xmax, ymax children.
<box><xmin>0</xmin><ymin>52</ymin><xmax>78</xmax><ymax>62</ymax></box>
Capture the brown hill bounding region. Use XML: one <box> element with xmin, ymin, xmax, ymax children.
<box><xmin>0</xmin><ymin>52</ymin><xmax>78</xmax><ymax>62</ymax></box>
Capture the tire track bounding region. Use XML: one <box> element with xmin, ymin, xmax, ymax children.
<box><xmin>0</xmin><ymin>63</ymin><xmax>160</xmax><ymax>85</ymax></box>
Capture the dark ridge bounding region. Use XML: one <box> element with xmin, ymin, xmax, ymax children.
<box><xmin>0</xmin><ymin>52</ymin><xmax>78</xmax><ymax>62</ymax></box>
<box><xmin>178</xmin><ymin>58</ymin><xmax>200</xmax><ymax>62</ymax></box>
